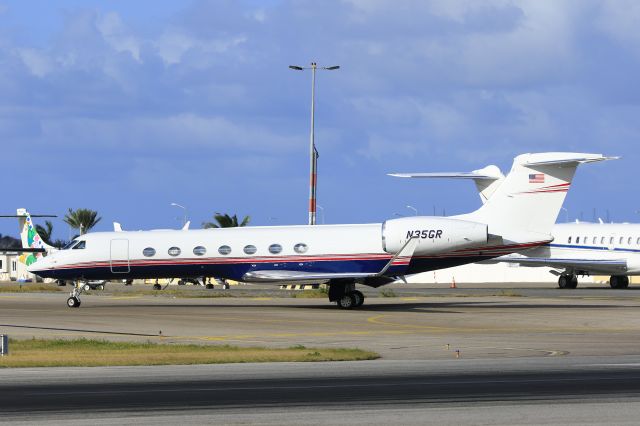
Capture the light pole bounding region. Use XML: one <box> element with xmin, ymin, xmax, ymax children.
<box><xmin>289</xmin><ymin>62</ymin><xmax>340</xmax><ymax>225</ymax></box>
<box><xmin>170</xmin><ymin>203</ymin><xmax>187</xmax><ymax>227</ymax></box>
<box><xmin>406</xmin><ymin>205</ymin><xmax>418</xmax><ymax>216</ymax></box>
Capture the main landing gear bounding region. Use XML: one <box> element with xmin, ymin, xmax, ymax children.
<box><xmin>609</xmin><ymin>275</ymin><xmax>629</xmax><ymax>289</ymax></box>
<box><xmin>558</xmin><ymin>273</ymin><xmax>578</xmax><ymax>289</ymax></box>
<box><xmin>329</xmin><ymin>280</ymin><xmax>365</xmax><ymax>309</ymax></box>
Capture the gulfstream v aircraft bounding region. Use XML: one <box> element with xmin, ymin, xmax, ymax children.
<box><xmin>392</xmin><ymin>156</ymin><xmax>640</xmax><ymax>290</ymax></box>
<box><xmin>25</xmin><ymin>152</ymin><xmax>611</xmax><ymax>308</ymax></box>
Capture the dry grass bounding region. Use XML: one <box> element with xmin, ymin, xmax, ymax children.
<box><xmin>290</xmin><ymin>289</ymin><xmax>328</xmax><ymax>298</ymax></box>
<box><xmin>0</xmin><ymin>338</ymin><xmax>379</xmax><ymax>368</ymax></box>
<box><xmin>0</xmin><ymin>284</ymin><xmax>64</xmax><ymax>293</ymax></box>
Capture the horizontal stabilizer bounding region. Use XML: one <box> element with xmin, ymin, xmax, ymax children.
<box><xmin>523</xmin><ymin>154</ymin><xmax>619</xmax><ymax>166</ymax></box>
<box><xmin>0</xmin><ymin>248</ymin><xmax>46</xmax><ymax>253</ymax></box>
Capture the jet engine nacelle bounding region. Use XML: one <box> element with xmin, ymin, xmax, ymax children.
<box><xmin>382</xmin><ymin>216</ymin><xmax>488</xmax><ymax>255</ymax></box>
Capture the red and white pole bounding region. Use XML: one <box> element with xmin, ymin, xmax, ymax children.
<box><xmin>308</xmin><ymin>62</ymin><xmax>317</xmax><ymax>225</ymax></box>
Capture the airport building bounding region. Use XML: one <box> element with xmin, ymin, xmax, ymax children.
<box><xmin>0</xmin><ymin>253</ymin><xmax>40</xmax><ymax>282</ymax></box>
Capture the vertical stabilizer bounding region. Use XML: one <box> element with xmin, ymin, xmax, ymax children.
<box><xmin>17</xmin><ymin>208</ymin><xmax>55</xmax><ymax>265</ymax></box>
<box><xmin>456</xmin><ymin>153</ymin><xmax>615</xmax><ymax>237</ymax></box>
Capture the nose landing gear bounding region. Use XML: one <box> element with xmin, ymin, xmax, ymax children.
<box><xmin>66</xmin><ymin>282</ymin><xmax>86</xmax><ymax>308</ymax></box>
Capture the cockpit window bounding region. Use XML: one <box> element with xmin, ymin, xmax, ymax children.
<box><xmin>63</xmin><ymin>240</ymin><xmax>78</xmax><ymax>250</ymax></box>
<box><xmin>72</xmin><ymin>241</ymin><xmax>86</xmax><ymax>250</ymax></box>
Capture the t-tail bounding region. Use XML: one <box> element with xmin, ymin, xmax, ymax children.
<box><xmin>391</xmin><ymin>152</ymin><xmax>616</xmax><ymax>244</ymax></box>
<box><xmin>16</xmin><ymin>208</ymin><xmax>57</xmax><ymax>265</ymax></box>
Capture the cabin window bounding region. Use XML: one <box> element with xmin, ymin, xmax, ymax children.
<box><xmin>583</xmin><ymin>237</ymin><xmax>587</xmax><ymax>245</ymax></box>
<box><xmin>218</xmin><ymin>245</ymin><xmax>231</xmax><ymax>255</ymax></box>
<box><xmin>244</xmin><ymin>245</ymin><xmax>257</xmax><ymax>255</ymax></box>
<box><xmin>142</xmin><ymin>247</ymin><xmax>156</xmax><ymax>257</ymax></box>
<box><xmin>193</xmin><ymin>246</ymin><xmax>206</xmax><ymax>256</ymax></box>
<box><xmin>168</xmin><ymin>247</ymin><xmax>181</xmax><ymax>257</ymax></box>
<box><xmin>619</xmin><ymin>237</ymin><xmax>624</xmax><ymax>245</ymax></box>
<box><xmin>601</xmin><ymin>237</ymin><xmax>605</xmax><ymax>244</ymax></box>
<box><xmin>294</xmin><ymin>243</ymin><xmax>308</xmax><ymax>254</ymax></box>
<box><xmin>637</xmin><ymin>237</ymin><xmax>640</xmax><ymax>245</ymax></box>
<box><xmin>568</xmin><ymin>236</ymin><xmax>572</xmax><ymax>244</ymax></box>
<box><xmin>592</xmin><ymin>237</ymin><xmax>597</xmax><ymax>244</ymax></box>
<box><xmin>268</xmin><ymin>244</ymin><xmax>282</xmax><ymax>254</ymax></box>
<box><xmin>628</xmin><ymin>237</ymin><xmax>633</xmax><ymax>245</ymax></box>
<box><xmin>73</xmin><ymin>241</ymin><xmax>86</xmax><ymax>250</ymax></box>
<box><xmin>576</xmin><ymin>237</ymin><xmax>580</xmax><ymax>244</ymax></box>
<box><xmin>610</xmin><ymin>237</ymin><xmax>614</xmax><ymax>245</ymax></box>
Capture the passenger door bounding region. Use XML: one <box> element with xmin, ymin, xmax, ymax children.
<box><xmin>110</xmin><ymin>239</ymin><xmax>130</xmax><ymax>273</ymax></box>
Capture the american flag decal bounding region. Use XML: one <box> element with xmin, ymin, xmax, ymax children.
<box><xmin>529</xmin><ymin>173</ymin><xmax>545</xmax><ymax>183</ymax></box>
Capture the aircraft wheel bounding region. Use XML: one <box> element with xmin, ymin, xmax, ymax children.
<box><xmin>569</xmin><ymin>275</ymin><xmax>578</xmax><ymax>289</ymax></box>
<box><xmin>153</xmin><ymin>283</ymin><xmax>162</xmax><ymax>290</ymax></box>
<box><xmin>622</xmin><ymin>276</ymin><xmax>630</xmax><ymax>289</ymax></box>
<box><xmin>83</xmin><ymin>284</ymin><xmax>91</xmax><ymax>292</ymax></box>
<box><xmin>351</xmin><ymin>290</ymin><xmax>365</xmax><ymax>307</ymax></box>
<box><xmin>336</xmin><ymin>294</ymin><xmax>356</xmax><ymax>309</ymax></box>
<box><xmin>558</xmin><ymin>275</ymin><xmax>570</xmax><ymax>289</ymax></box>
<box><xmin>67</xmin><ymin>297</ymin><xmax>80</xmax><ymax>308</ymax></box>
<box><xmin>206</xmin><ymin>283</ymin><xmax>214</xmax><ymax>289</ymax></box>
<box><xmin>610</xmin><ymin>276</ymin><xmax>622</xmax><ymax>289</ymax></box>
<box><xmin>97</xmin><ymin>284</ymin><xmax>105</xmax><ymax>291</ymax></box>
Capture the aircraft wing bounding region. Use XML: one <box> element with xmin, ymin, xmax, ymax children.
<box><xmin>493</xmin><ymin>255</ymin><xmax>628</xmax><ymax>273</ymax></box>
<box><xmin>242</xmin><ymin>270</ymin><xmax>378</xmax><ymax>282</ymax></box>
<box><xmin>243</xmin><ymin>238</ymin><xmax>419</xmax><ymax>282</ymax></box>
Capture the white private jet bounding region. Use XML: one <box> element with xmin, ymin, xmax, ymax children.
<box><xmin>392</xmin><ymin>156</ymin><xmax>640</xmax><ymax>290</ymax></box>
<box><xmin>25</xmin><ymin>152</ymin><xmax>612</xmax><ymax>308</ymax></box>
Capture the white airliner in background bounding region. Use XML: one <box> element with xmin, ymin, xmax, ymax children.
<box><xmin>392</xmin><ymin>157</ymin><xmax>640</xmax><ymax>290</ymax></box>
<box><xmin>23</xmin><ymin>152</ymin><xmax>612</xmax><ymax>308</ymax></box>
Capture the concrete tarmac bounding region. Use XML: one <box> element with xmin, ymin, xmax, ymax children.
<box><xmin>2</xmin><ymin>282</ymin><xmax>640</xmax><ymax>424</ymax></box>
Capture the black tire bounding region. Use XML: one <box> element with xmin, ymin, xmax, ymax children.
<box><xmin>178</xmin><ymin>280</ymin><xmax>186</xmax><ymax>286</ymax></box>
<box><xmin>66</xmin><ymin>297</ymin><xmax>80</xmax><ymax>308</ymax></box>
<box><xmin>206</xmin><ymin>284</ymin><xmax>214</xmax><ymax>289</ymax></box>
<box><xmin>558</xmin><ymin>275</ymin><xmax>570</xmax><ymax>289</ymax></box>
<box><xmin>57</xmin><ymin>280</ymin><xmax>67</xmax><ymax>287</ymax></box>
<box><xmin>153</xmin><ymin>284</ymin><xmax>162</xmax><ymax>290</ymax></box>
<box><xmin>352</xmin><ymin>290</ymin><xmax>365</xmax><ymax>307</ymax></box>
<box><xmin>125</xmin><ymin>279</ymin><xmax>133</xmax><ymax>286</ymax></box>
<box><xmin>568</xmin><ymin>276</ymin><xmax>578</xmax><ymax>289</ymax></box>
<box><xmin>622</xmin><ymin>276</ymin><xmax>630</xmax><ymax>289</ymax></box>
<box><xmin>97</xmin><ymin>284</ymin><xmax>105</xmax><ymax>291</ymax></box>
<box><xmin>610</xmin><ymin>276</ymin><xmax>621</xmax><ymax>289</ymax></box>
<box><xmin>336</xmin><ymin>294</ymin><xmax>356</xmax><ymax>309</ymax></box>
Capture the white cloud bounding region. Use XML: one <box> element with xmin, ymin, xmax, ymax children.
<box><xmin>16</xmin><ymin>48</ymin><xmax>52</xmax><ymax>77</ymax></box>
<box><xmin>96</xmin><ymin>12</ymin><xmax>142</xmax><ymax>62</ymax></box>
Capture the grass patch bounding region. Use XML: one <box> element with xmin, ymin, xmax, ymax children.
<box><xmin>0</xmin><ymin>284</ymin><xmax>64</xmax><ymax>293</ymax></box>
<box><xmin>379</xmin><ymin>288</ymin><xmax>397</xmax><ymax>298</ymax></box>
<box><xmin>0</xmin><ymin>338</ymin><xmax>379</xmax><ymax>368</ymax></box>
<box><xmin>290</xmin><ymin>289</ymin><xmax>328</xmax><ymax>298</ymax></box>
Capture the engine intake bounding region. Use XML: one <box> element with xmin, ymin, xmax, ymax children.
<box><xmin>382</xmin><ymin>217</ymin><xmax>488</xmax><ymax>255</ymax></box>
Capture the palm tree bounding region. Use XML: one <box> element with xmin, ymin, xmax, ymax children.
<box><xmin>203</xmin><ymin>213</ymin><xmax>250</xmax><ymax>228</ymax></box>
<box><xmin>64</xmin><ymin>208</ymin><xmax>101</xmax><ymax>235</ymax></box>
<box><xmin>35</xmin><ymin>220</ymin><xmax>54</xmax><ymax>245</ymax></box>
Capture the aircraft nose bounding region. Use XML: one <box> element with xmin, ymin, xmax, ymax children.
<box><xmin>27</xmin><ymin>256</ymin><xmax>52</xmax><ymax>275</ymax></box>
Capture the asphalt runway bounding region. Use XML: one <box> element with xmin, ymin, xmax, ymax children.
<box><xmin>2</xmin><ymin>283</ymin><xmax>640</xmax><ymax>424</ymax></box>
<box><xmin>3</xmin><ymin>358</ymin><xmax>640</xmax><ymax>424</ymax></box>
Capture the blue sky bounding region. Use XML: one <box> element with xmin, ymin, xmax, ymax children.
<box><xmin>1</xmin><ymin>0</ymin><xmax>638</xmax><ymax>240</ymax></box>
